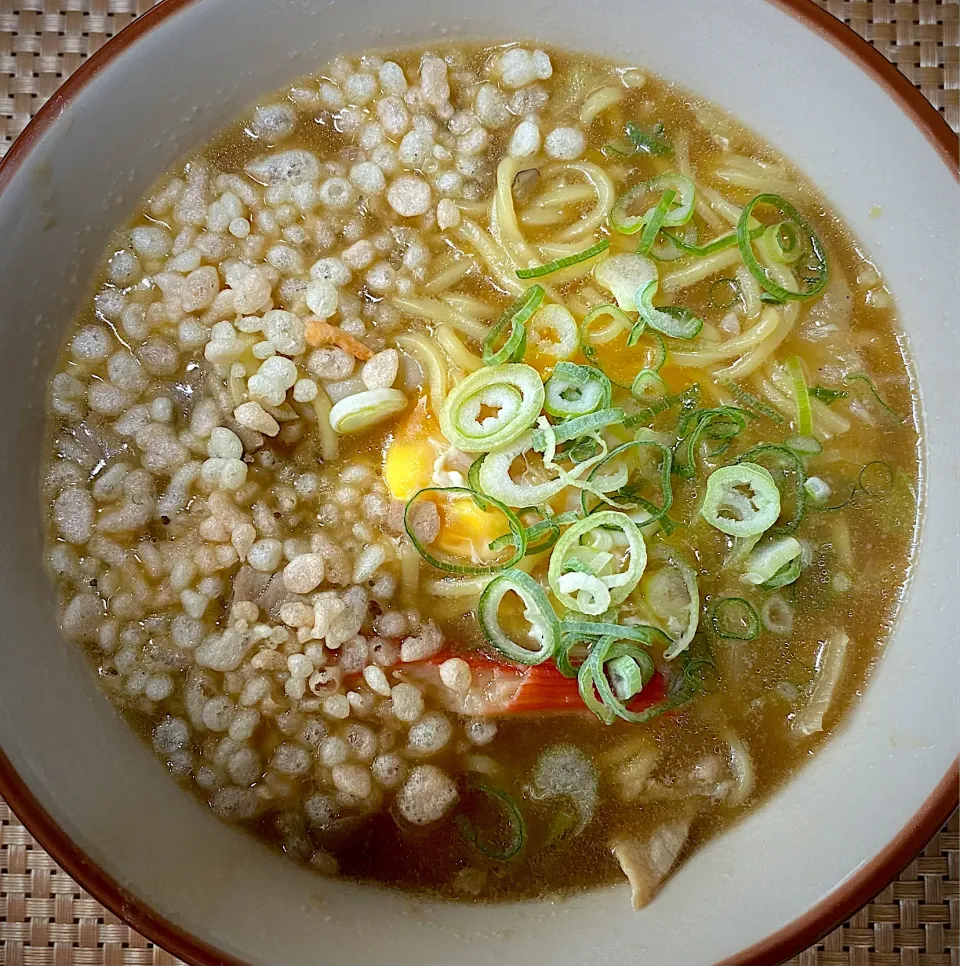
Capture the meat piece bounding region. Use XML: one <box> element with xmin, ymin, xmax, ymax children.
<box><xmin>611</xmin><ymin>820</ymin><xmax>691</xmax><ymax>910</ymax></box>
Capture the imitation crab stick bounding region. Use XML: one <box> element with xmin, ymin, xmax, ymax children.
<box><xmin>402</xmin><ymin>652</ymin><xmax>669</xmax><ymax>717</ymax></box>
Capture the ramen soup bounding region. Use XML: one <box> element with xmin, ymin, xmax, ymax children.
<box><xmin>42</xmin><ymin>43</ymin><xmax>920</xmax><ymax>907</ymax></box>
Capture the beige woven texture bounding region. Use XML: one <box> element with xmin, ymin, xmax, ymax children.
<box><xmin>0</xmin><ymin>1</ymin><xmax>958</xmax><ymax>964</ymax></box>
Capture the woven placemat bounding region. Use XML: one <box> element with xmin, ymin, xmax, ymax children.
<box><xmin>0</xmin><ymin>2</ymin><xmax>957</xmax><ymax>964</ymax></box>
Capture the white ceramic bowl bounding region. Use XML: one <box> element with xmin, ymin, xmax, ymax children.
<box><xmin>0</xmin><ymin>2</ymin><xmax>957</xmax><ymax>964</ymax></box>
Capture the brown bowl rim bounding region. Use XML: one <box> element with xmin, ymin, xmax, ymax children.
<box><xmin>0</xmin><ymin>1</ymin><xmax>957</xmax><ymax>964</ymax></box>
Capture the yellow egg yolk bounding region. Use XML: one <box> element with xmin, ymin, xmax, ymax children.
<box><xmin>383</xmin><ymin>397</ymin><xmax>507</xmax><ymax>562</ymax></box>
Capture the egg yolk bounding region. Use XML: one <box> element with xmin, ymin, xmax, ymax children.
<box><xmin>383</xmin><ymin>397</ymin><xmax>506</xmax><ymax>561</ymax></box>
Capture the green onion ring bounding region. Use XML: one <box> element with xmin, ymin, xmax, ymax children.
<box><xmin>674</xmin><ymin>407</ymin><xmax>750</xmax><ymax>479</ymax></box>
<box><xmin>577</xmin><ymin>636</ymin><xmax>655</xmax><ymax>724</ymax></box>
<box><xmin>786</xmin><ymin>356</ymin><xmax>814</xmax><ymax>437</ymax></box>
<box><xmin>761</xmin><ymin>220</ymin><xmax>802</xmax><ymax>264</ymax></box>
<box><xmin>581</xmin><ymin>439</ymin><xmax>674</xmax><ymax>523</ymax></box>
<box><xmin>636</xmin><ymin>189</ymin><xmax>677</xmax><ymax>255</ymax></box>
<box><xmin>648</xmin><ymin>544</ymin><xmax>701</xmax><ymax>660</ymax></box>
<box><xmin>549</xmin><ymin>511</ymin><xmax>647</xmax><ymax>612</ymax></box>
<box><xmin>579</xmin><ymin>304</ymin><xmax>634</xmax><ymax>355</ymax></box>
<box><xmin>631</xmin><ymin>369</ymin><xmax>668</xmax><ymax>403</ymax></box>
<box><xmin>610</xmin><ymin>173</ymin><xmax>694</xmax><ymax>236</ymax></box>
<box><xmin>710</xmin><ymin>597</ymin><xmax>760</xmax><ymax>640</ymax></box>
<box><xmin>477</xmin><ymin>568</ymin><xmax>561</xmax><ymax>665</ymax></box>
<box><xmin>624</xmin><ymin>382</ymin><xmax>701</xmax><ymax>428</ymax></box>
<box><xmin>482</xmin><ymin>286</ymin><xmax>544</xmax><ymax>366</ymax></box>
<box><xmin>662</xmin><ymin>223</ymin><xmax>764</xmax><ymax>258</ymax></box>
<box><xmin>709</xmin><ymin>276</ymin><xmax>742</xmax><ymax>310</ymax></box>
<box><xmin>455</xmin><ymin>783</ymin><xmax>526</xmax><ymax>860</ymax></box>
<box><xmin>858</xmin><ymin>460</ymin><xmax>895</xmax><ymax>496</ymax></box>
<box><xmin>543</xmin><ymin>362</ymin><xmax>612</xmax><ymax>419</ymax></box>
<box><xmin>532</xmin><ymin>408</ymin><xmax>625</xmax><ymax>452</ymax></box>
<box><xmin>721</xmin><ymin>380</ymin><xmax>785</xmax><ymax>424</ymax></box>
<box><xmin>843</xmin><ymin>373</ymin><xmax>904</xmax><ymax>422</ymax></box>
<box><xmin>784</xmin><ymin>434</ymin><xmax>822</xmax><ymax>456</ymax></box>
<box><xmin>440</xmin><ymin>363</ymin><xmax>545</xmax><ymax>453</ymax></box>
<box><xmin>737</xmin><ymin>193</ymin><xmax>828</xmax><ymax>301</ymax></box>
<box><xmin>701</xmin><ymin>463</ymin><xmax>781</xmax><ymax>537</ymax></box>
<box><xmin>637</xmin><ymin>279</ymin><xmax>703</xmax><ymax>340</ymax></box>
<box><xmin>761</xmin><ymin>554</ymin><xmax>803</xmax><ymax>591</ymax></box>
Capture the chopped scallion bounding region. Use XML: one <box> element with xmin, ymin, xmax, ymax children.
<box><xmin>710</xmin><ymin>597</ymin><xmax>760</xmax><ymax>640</ymax></box>
<box><xmin>516</xmin><ymin>239</ymin><xmax>611</xmax><ymax>279</ymax></box>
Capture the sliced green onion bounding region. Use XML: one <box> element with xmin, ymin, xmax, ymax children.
<box><xmin>802</xmin><ymin>476</ymin><xmax>831</xmax><ymax>503</ymax></box>
<box><xmin>662</xmin><ymin>223</ymin><xmax>764</xmax><ymax>258</ymax></box>
<box><xmin>858</xmin><ymin>460</ymin><xmax>895</xmax><ymax>496</ymax></box>
<box><xmin>581</xmin><ymin>439</ymin><xmax>673</xmax><ymax>523</ymax></box>
<box><xmin>580</xmin><ymin>300</ymin><xmax>665</xmax><ymax>390</ymax></box>
<box><xmin>455</xmin><ymin>783</ymin><xmax>526</xmax><ymax>860</ymax></box>
<box><xmin>809</xmin><ymin>385</ymin><xmax>848</xmax><ymax>405</ymax></box>
<box><xmin>760</xmin><ymin>220</ymin><xmax>802</xmax><ymax>264</ymax></box>
<box><xmin>579</xmin><ymin>303</ymin><xmax>633</xmax><ymax>355</ymax></box>
<box><xmin>702</xmin><ymin>463</ymin><xmax>781</xmax><ymax>537</ymax></box>
<box><xmin>404</xmin><ymin>487</ymin><xmax>525</xmax><ymax>574</ymax></box>
<box><xmin>721</xmin><ymin>380</ymin><xmax>785</xmax><ymax>424</ymax></box>
<box><xmin>737</xmin><ymin>194</ymin><xmax>828</xmax><ymax>301</ymax></box>
<box><xmin>610</xmin><ymin>174</ymin><xmax>694</xmax><ymax>236</ymax></box>
<box><xmin>636</xmin><ymin>279</ymin><xmax>703</xmax><ymax>340</ymax></box>
<box><xmin>710</xmin><ymin>597</ymin><xmax>760</xmax><ymax>640</ymax></box>
<box><xmin>593</xmin><ymin>253</ymin><xmax>658</xmax><ymax>312</ymax></box>
<box><xmin>761</xmin><ymin>554</ymin><xmax>802</xmax><ymax>591</ymax></box>
<box><xmin>736</xmin><ymin>444</ymin><xmax>807</xmax><ymax>535</ymax></box>
<box><xmin>543</xmin><ymin>362</ymin><xmax>612</xmax><ymax>419</ymax></box>
<box><xmin>843</xmin><ymin>373</ymin><xmax>904</xmax><ymax>422</ymax></box>
<box><xmin>607</xmin><ymin>654</ymin><xmax>645</xmax><ymax>700</ymax></box>
<box><xmin>516</xmin><ymin>239</ymin><xmax>611</xmax><ymax>279</ymax></box>
<box><xmin>533</xmin><ymin>408</ymin><xmax>625</xmax><ymax>452</ymax></box>
<box><xmin>785</xmin><ymin>356</ymin><xmax>814</xmax><ymax>437</ymax></box>
<box><xmin>549</xmin><ymin>511</ymin><xmax>647</xmax><ymax>612</ymax></box>
<box><xmin>478</xmin><ymin>430</ymin><xmax>616</xmax><ymax>508</ymax></box>
<box><xmin>709</xmin><ymin>277</ymin><xmax>742</xmax><ymax>310</ymax></box>
<box><xmin>477</xmin><ymin>568</ymin><xmax>560</xmax><ymax>665</ymax></box>
<box><xmin>560</xmin><ymin>620</ymin><xmax>667</xmax><ymax>646</ymax></box>
<box><xmin>579</xmin><ymin>635</ymin><xmax>700</xmax><ymax>725</ymax></box>
<box><xmin>328</xmin><ymin>388</ymin><xmax>408</xmax><ymax>434</ymax></box>
<box><xmin>785</xmin><ymin>434</ymin><xmax>822</xmax><ymax>456</ymax></box>
<box><xmin>637</xmin><ymin>189</ymin><xmax>677</xmax><ymax>255</ymax></box>
<box><xmin>760</xmin><ymin>595</ymin><xmax>793</xmax><ymax>635</ymax></box>
<box><xmin>482</xmin><ymin>286</ymin><xmax>544</xmax><ymax>365</ymax></box>
<box><xmin>601</xmin><ymin>139</ymin><xmax>635</xmax><ymax>158</ymax></box>
<box><xmin>578</xmin><ymin>636</ymin><xmax>656</xmax><ymax>724</ymax></box>
<box><xmin>528</xmin><ymin>304</ymin><xmax>579</xmax><ymax>361</ymax></box>
<box><xmin>674</xmin><ymin>407</ymin><xmax>750</xmax><ymax>479</ymax></box>
<box><xmin>467</xmin><ymin>456</ymin><xmax>484</xmax><ymax>493</ymax></box>
<box><xmin>646</xmin><ymin>544</ymin><xmax>700</xmax><ymax>660</ymax></box>
<box><xmin>439</xmin><ymin>363</ymin><xmax>544</xmax><ymax>453</ymax></box>
<box><xmin>489</xmin><ymin>509</ymin><xmax>576</xmax><ymax>556</ymax></box>
<box><xmin>741</xmin><ymin>536</ymin><xmax>802</xmax><ymax>585</ymax></box>
<box><xmin>555</xmin><ymin>571</ymin><xmax>611</xmax><ymax>616</ymax></box>
<box><xmin>648</xmin><ymin>226</ymin><xmax>690</xmax><ymax>262</ymax></box>
<box><xmin>631</xmin><ymin>369</ymin><xmax>668</xmax><ymax>403</ymax></box>
<box><xmin>624</xmin><ymin>121</ymin><xmax>673</xmax><ymax>157</ymax></box>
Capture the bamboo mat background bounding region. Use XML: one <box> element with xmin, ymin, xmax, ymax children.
<box><xmin>0</xmin><ymin>1</ymin><xmax>957</xmax><ymax>964</ymax></box>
